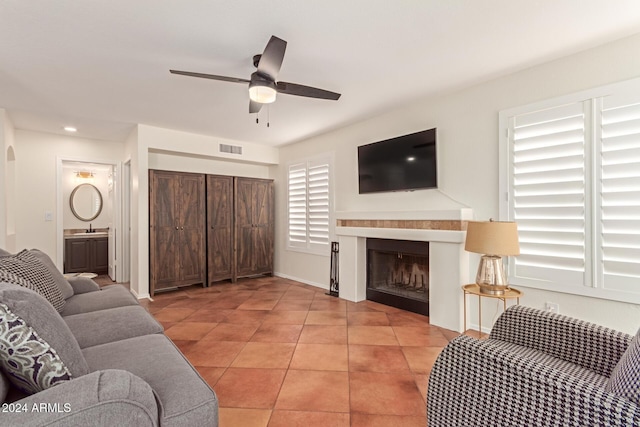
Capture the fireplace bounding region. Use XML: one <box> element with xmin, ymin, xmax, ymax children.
<box><xmin>366</xmin><ymin>238</ymin><xmax>429</xmax><ymax>315</ymax></box>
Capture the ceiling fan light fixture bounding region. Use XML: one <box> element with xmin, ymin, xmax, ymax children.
<box><xmin>249</xmin><ymin>81</ymin><xmax>277</xmax><ymax>104</ymax></box>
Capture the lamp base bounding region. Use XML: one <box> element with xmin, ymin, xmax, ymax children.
<box><xmin>475</xmin><ymin>255</ymin><xmax>509</xmax><ymax>295</ymax></box>
<box><xmin>477</xmin><ymin>283</ymin><xmax>509</xmax><ymax>295</ymax></box>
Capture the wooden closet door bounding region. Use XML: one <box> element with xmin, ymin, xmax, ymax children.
<box><xmin>234</xmin><ymin>177</ymin><xmax>255</xmax><ymax>278</ymax></box>
<box><xmin>178</xmin><ymin>173</ymin><xmax>206</xmax><ymax>284</ymax></box>
<box><xmin>234</xmin><ymin>177</ymin><xmax>274</xmax><ymax>279</ymax></box>
<box><xmin>150</xmin><ymin>171</ymin><xmax>180</xmax><ymax>292</ymax></box>
<box><xmin>207</xmin><ymin>175</ymin><xmax>234</xmax><ymax>283</ymax></box>
<box><xmin>252</xmin><ymin>179</ymin><xmax>274</xmax><ymax>274</ymax></box>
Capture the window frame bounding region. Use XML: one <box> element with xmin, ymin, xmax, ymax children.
<box><xmin>499</xmin><ymin>77</ymin><xmax>640</xmax><ymax>304</ymax></box>
<box><xmin>286</xmin><ymin>153</ymin><xmax>335</xmax><ymax>256</ymax></box>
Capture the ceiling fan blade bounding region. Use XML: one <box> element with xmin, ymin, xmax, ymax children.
<box><xmin>249</xmin><ymin>100</ymin><xmax>263</xmax><ymax>114</ymax></box>
<box><xmin>276</xmin><ymin>81</ymin><xmax>341</xmax><ymax>100</ymax></box>
<box><xmin>256</xmin><ymin>36</ymin><xmax>287</xmax><ymax>81</ymax></box>
<box><xmin>170</xmin><ymin>69</ymin><xmax>250</xmax><ymax>84</ymax></box>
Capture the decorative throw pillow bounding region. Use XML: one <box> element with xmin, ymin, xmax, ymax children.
<box><xmin>29</xmin><ymin>249</ymin><xmax>74</xmax><ymax>300</ymax></box>
<box><xmin>0</xmin><ymin>284</ymin><xmax>88</xmax><ymax>394</ymax></box>
<box><xmin>605</xmin><ymin>328</ymin><xmax>640</xmax><ymax>406</ymax></box>
<box><xmin>0</xmin><ymin>269</ymin><xmax>39</xmax><ymax>293</ymax></box>
<box><xmin>0</xmin><ymin>249</ymin><xmax>66</xmax><ymax>312</ymax></box>
<box><xmin>0</xmin><ymin>303</ymin><xmax>72</xmax><ymax>393</ymax></box>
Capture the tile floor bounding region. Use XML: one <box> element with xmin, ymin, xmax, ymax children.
<box><xmin>139</xmin><ymin>276</ymin><xmax>461</xmax><ymax>427</ymax></box>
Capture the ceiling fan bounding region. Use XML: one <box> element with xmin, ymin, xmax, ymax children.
<box><xmin>170</xmin><ymin>35</ymin><xmax>341</xmax><ymax>114</ymax></box>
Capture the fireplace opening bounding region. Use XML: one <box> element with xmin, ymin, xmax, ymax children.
<box><xmin>366</xmin><ymin>238</ymin><xmax>429</xmax><ymax>316</ymax></box>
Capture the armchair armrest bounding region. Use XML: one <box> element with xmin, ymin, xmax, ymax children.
<box><xmin>489</xmin><ymin>305</ymin><xmax>632</xmax><ymax>376</ymax></box>
<box><xmin>427</xmin><ymin>335</ymin><xmax>640</xmax><ymax>427</ymax></box>
<box><xmin>1</xmin><ymin>370</ymin><xmax>158</xmax><ymax>427</ymax></box>
<box><xmin>66</xmin><ymin>276</ymin><xmax>100</xmax><ymax>294</ymax></box>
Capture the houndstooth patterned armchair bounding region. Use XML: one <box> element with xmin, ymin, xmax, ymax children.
<box><xmin>427</xmin><ymin>305</ymin><xmax>640</xmax><ymax>427</ymax></box>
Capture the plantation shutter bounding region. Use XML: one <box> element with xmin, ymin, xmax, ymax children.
<box><xmin>288</xmin><ymin>163</ymin><xmax>308</xmax><ymax>248</ymax></box>
<box><xmin>307</xmin><ymin>160</ymin><xmax>330</xmax><ymax>248</ymax></box>
<box><xmin>598</xmin><ymin>95</ymin><xmax>640</xmax><ymax>294</ymax></box>
<box><xmin>508</xmin><ymin>102</ymin><xmax>588</xmax><ymax>287</ymax></box>
<box><xmin>287</xmin><ymin>156</ymin><xmax>332</xmax><ymax>253</ymax></box>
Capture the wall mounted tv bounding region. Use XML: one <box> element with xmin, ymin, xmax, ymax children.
<box><xmin>358</xmin><ymin>128</ymin><xmax>437</xmax><ymax>194</ymax></box>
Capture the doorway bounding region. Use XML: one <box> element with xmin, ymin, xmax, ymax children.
<box><xmin>57</xmin><ymin>159</ymin><xmax>121</xmax><ymax>283</ymax></box>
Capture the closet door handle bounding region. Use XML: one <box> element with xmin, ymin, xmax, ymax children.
<box><xmin>175</xmin><ymin>226</ymin><xmax>179</xmax><ymax>230</ymax></box>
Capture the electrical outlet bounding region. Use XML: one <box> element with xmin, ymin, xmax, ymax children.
<box><xmin>545</xmin><ymin>302</ymin><xmax>559</xmax><ymax>314</ymax></box>
<box><xmin>44</xmin><ymin>211</ymin><xmax>53</xmax><ymax>221</ymax></box>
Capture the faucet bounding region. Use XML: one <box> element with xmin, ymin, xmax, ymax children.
<box><xmin>87</xmin><ymin>223</ymin><xmax>93</xmax><ymax>233</ymax></box>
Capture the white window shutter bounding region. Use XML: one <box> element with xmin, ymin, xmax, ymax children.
<box><xmin>307</xmin><ymin>160</ymin><xmax>330</xmax><ymax>248</ymax></box>
<box><xmin>288</xmin><ymin>163</ymin><xmax>308</xmax><ymax>248</ymax></box>
<box><xmin>508</xmin><ymin>102</ymin><xmax>588</xmax><ymax>287</ymax></box>
<box><xmin>287</xmin><ymin>156</ymin><xmax>332</xmax><ymax>254</ymax></box>
<box><xmin>598</xmin><ymin>96</ymin><xmax>640</xmax><ymax>294</ymax></box>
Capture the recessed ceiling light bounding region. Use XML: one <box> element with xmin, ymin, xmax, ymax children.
<box><xmin>63</xmin><ymin>126</ymin><xmax>77</xmax><ymax>132</ymax></box>
<box><xmin>407</xmin><ymin>156</ymin><xmax>416</xmax><ymax>162</ymax></box>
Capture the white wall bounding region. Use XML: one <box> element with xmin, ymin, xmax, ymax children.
<box><xmin>275</xmin><ymin>33</ymin><xmax>640</xmax><ymax>334</ymax></box>
<box><xmin>148</xmin><ymin>152</ymin><xmax>271</xmax><ymax>179</ymax></box>
<box><xmin>123</xmin><ymin>126</ymin><xmax>143</xmax><ymax>297</ymax></box>
<box><xmin>0</xmin><ymin>110</ymin><xmax>16</xmax><ymax>252</ymax></box>
<box><xmin>12</xmin><ymin>129</ymin><xmax>123</xmax><ymax>265</ymax></box>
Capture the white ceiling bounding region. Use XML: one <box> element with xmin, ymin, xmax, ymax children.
<box><xmin>2</xmin><ymin>1</ymin><xmax>640</xmax><ymax>146</ymax></box>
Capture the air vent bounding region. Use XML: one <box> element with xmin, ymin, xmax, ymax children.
<box><xmin>219</xmin><ymin>143</ymin><xmax>243</xmax><ymax>155</ymax></box>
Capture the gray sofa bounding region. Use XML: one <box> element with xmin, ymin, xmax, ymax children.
<box><xmin>427</xmin><ymin>305</ymin><xmax>640</xmax><ymax>427</ymax></box>
<box><xmin>0</xmin><ymin>248</ymin><xmax>218</xmax><ymax>427</ymax></box>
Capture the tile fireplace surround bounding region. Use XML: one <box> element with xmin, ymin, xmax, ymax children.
<box><xmin>335</xmin><ymin>209</ymin><xmax>472</xmax><ymax>332</ymax></box>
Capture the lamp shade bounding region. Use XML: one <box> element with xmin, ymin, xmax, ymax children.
<box><xmin>249</xmin><ymin>80</ymin><xmax>277</xmax><ymax>104</ymax></box>
<box><xmin>465</xmin><ymin>220</ymin><xmax>520</xmax><ymax>256</ymax></box>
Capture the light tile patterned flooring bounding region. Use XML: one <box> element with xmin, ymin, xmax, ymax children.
<box><xmin>139</xmin><ymin>276</ymin><xmax>460</xmax><ymax>427</ymax></box>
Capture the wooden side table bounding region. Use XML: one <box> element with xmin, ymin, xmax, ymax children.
<box><xmin>462</xmin><ymin>284</ymin><xmax>522</xmax><ymax>338</ymax></box>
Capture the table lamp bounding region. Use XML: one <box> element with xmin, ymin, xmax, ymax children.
<box><xmin>464</xmin><ymin>220</ymin><xmax>520</xmax><ymax>295</ymax></box>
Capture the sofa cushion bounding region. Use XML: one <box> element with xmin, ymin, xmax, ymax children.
<box><xmin>29</xmin><ymin>249</ymin><xmax>74</xmax><ymax>300</ymax></box>
<box><xmin>66</xmin><ymin>276</ymin><xmax>100</xmax><ymax>294</ymax></box>
<box><xmin>60</xmin><ymin>284</ymin><xmax>138</xmax><ymax>316</ymax></box>
<box><xmin>605</xmin><ymin>328</ymin><xmax>640</xmax><ymax>405</ymax></box>
<box><xmin>0</xmin><ymin>284</ymin><xmax>89</xmax><ymax>394</ymax></box>
<box><xmin>83</xmin><ymin>334</ymin><xmax>218</xmax><ymax>427</ymax></box>
<box><xmin>0</xmin><ymin>248</ymin><xmax>10</xmax><ymax>257</ymax></box>
<box><xmin>0</xmin><ymin>250</ymin><xmax>66</xmax><ymax>312</ymax></box>
<box><xmin>64</xmin><ymin>306</ymin><xmax>164</xmax><ymax>348</ymax></box>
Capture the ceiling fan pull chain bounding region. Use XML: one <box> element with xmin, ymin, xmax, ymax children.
<box><xmin>267</xmin><ymin>105</ymin><xmax>270</xmax><ymax>128</ymax></box>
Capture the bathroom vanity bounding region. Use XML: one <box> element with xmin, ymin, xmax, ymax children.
<box><xmin>64</xmin><ymin>233</ymin><xmax>108</xmax><ymax>274</ymax></box>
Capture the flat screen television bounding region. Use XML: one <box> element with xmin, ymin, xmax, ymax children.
<box><xmin>358</xmin><ymin>128</ymin><xmax>437</xmax><ymax>194</ymax></box>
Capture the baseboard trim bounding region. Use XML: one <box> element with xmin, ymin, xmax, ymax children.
<box><xmin>273</xmin><ymin>272</ymin><xmax>328</xmax><ymax>291</ymax></box>
<box><xmin>130</xmin><ymin>287</ymin><xmax>151</xmax><ymax>300</ymax></box>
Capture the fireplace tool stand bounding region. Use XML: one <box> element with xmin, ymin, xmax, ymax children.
<box><xmin>327</xmin><ymin>241</ymin><xmax>339</xmax><ymax>297</ymax></box>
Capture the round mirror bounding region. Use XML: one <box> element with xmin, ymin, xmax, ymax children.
<box><xmin>70</xmin><ymin>184</ymin><xmax>103</xmax><ymax>221</ymax></box>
